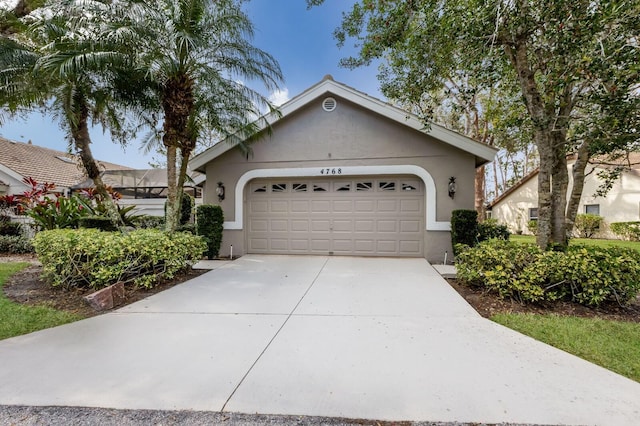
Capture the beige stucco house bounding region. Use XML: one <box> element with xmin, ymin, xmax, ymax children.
<box><xmin>490</xmin><ymin>153</ymin><xmax>640</xmax><ymax>236</ymax></box>
<box><xmin>190</xmin><ymin>76</ymin><xmax>497</xmax><ymax>262</ymax></box>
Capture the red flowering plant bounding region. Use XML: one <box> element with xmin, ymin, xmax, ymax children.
<box><xmin>16</xmin><ymin>177</ymin><xmax>92</xmax><ymax>230</ymax></box>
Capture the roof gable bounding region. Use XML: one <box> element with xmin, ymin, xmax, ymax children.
<box><xmin>190</xmin><ymin>76</ymin><xmax>498</xmax><ymax>171</ymax></box>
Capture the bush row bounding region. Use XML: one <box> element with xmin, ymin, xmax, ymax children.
<box><xmin>0</xmin><ymin>235</ymin><xmax>33</xmax><ymax>254</ymax></box>
<box><xmin>33</xmin><ymin>229</ymin><xmax>207</xmax><ymax>289</ymax></box>
<box><xmin>456</xmin><ymin>239</ymin><xmax>640</xmax><ymax>307</ymax></box>
<box><xmin>610</xmin><ymin>222</ymin><xmax>640</xmax><ymax>241</ymax></box>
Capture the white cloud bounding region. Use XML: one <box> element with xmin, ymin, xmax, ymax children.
<box><xmin>268</xmin><ymin>88</ymin><xmax>290</xmax><ymax>106</ymax></box>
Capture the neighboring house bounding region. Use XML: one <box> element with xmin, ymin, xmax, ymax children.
<box><xmin>190</xmin><ymin>76</ymin><xmax>497</xmax><ymax>262</ymax></box>
<box><xmin>72</xmin><ymin>169</ymin><xmax>205</xmax><ymax>217</ymax></box>
<box><xmin>0</xmin><ymin>137</ymin><xmax>131</xmax><ymax>196</ymax></box>
<box><xmin>489</xmin><ymin>153</ymin><xmax>640</xmax><ymax>236</ymax></box>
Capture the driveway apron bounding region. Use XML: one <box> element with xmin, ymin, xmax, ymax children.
<box><xmin>0</xmin><ymin>255</ymin><xmax>639</xmax><ymax>425</ymax></box>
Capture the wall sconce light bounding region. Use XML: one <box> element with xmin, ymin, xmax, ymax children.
<box><xmin>448</xmin><ymin>177</ymin><xmax>457</xmax><ymax>199</ymax></box>
<box><xmin>216</xmin><ymin>181</ymin><xmax>225</xmax><ymax>202</ymax></box>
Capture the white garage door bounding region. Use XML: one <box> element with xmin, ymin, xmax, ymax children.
<box><xmin>246</xmin><ymin>176</ymin><xmax>424</xmax><ymax>257</ymax></box>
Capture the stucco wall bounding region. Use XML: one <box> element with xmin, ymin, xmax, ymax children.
<box><xmin>203</xmin><ymin>95</ymin><xmax>476</xmax><ymax>261</ymax></box>
<box><xmin>491</xmin><ymin>165</ymin><xmax>640</xmax><ymax>237</ymax></box>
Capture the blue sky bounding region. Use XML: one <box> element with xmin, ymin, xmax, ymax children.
<box><xmin>0</xmin><ymin>0</ymin><xmax>382</xmax><ymax>168</ymax></box>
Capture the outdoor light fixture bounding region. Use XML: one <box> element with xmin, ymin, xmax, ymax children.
<box><xmin>216</xmin><ymin>182</ymin><xmax>225</xmax><ymax>202</ymax></box>
<box><xmin>448</xmin><ymin>177</ymin><xmax>457</xmax><ymax>199</ymax></box>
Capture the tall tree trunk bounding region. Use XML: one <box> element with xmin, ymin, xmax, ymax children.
<box><xmin>161</xmin><ymin>73</ymin><xmax>194</xmax><ymax>232</ymax></box>
<box><xmin>70</xmin><ymin>94</ymin><xmax>123</xmax><ymax>228</ymax></box>
<box><xmin>565</xmin><ymin>142</ymin><xmax>590</xmax><ymax>235</ymax></box>
<box><xmin>164</xmin><ymin>144</ymin><xmax>179</xmax><ymax>232</ymax></box>
<box><xmin>550</xmin><ymin>136</ymin><xmax>569</xmax><ymax>246</ymax></box>
<box><xmin>536</xmin><ymin>131</ymin><xmax>554</xmax><ymax>249</ymax></box>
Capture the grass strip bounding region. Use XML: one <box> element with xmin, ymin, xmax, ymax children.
<box><xmin>0</xmin><ymin>262</ymin><xmax>82</xmax><ymax>340</ymax></box>
<box><xmin>492</xmin><ymin>312</ymin><xmax>640</xmax><ymax>382</ymax></box>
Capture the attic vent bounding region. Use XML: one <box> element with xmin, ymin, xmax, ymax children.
<box><xmin>322</xmin><ymin>97</ymin><xmax>337</xmax><ymax>112</ymax></box>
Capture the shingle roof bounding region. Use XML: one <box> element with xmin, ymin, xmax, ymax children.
<box><xmin>0</xmin><ymin>137</ymin><xmax>132</xmax><ymax>189</ymax></box>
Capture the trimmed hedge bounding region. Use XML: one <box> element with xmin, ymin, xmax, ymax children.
<box><xmin>610</xmin><ymin>222</ymin><xmax>640</xmax><ymax>241</ymax></box>
<box><xmin>478</xmin><ymin>218</ymin><xmax>510</xmax><ymax>241</ymax></box>
<box><xmin>451</xmin><ymin>209</ymin><xmax>478</xmax><ymax>252</ymax></box>
<box><xmin>0</xmin><ymin>235</ymin><xmax>33</xmax><ymax>254</ymax></box>
<box><xmin>196</xmin><ymin>204</ymin><xmax>224</xmax><ymax>259</ymax></box>
<box><xmin>456</xmin><ymin>239</ymin><xmax>640</xmax><ymax>306</ymax></box>
<box><xmin>33</xmin><ymin>229</ymin><xmax>207</xmax><ymax>288</ymax></box>
<box><xmin>574</xmin><ymin>214</ymin><xmax>603</xmax><ymax>238</ymax></box>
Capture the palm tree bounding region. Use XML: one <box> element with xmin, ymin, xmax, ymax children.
<box><xmin>134</xmin><ymin>0</ymin><xmax>283</xmax><ymax>232</ymax></box>
<box><xmin>0</xmin><ymin>0</ymin><xmax>149</xmax><ymax>227</ymax></box>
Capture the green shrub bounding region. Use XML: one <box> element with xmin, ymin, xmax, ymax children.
<box><xmin>0</xmin><ymin>235</ymin><xmax>34</xmax><ymax>254</ymax></box>
<box><xmin>132</xmin><ymin>215</ymin><xmax>165</xmax><ymax>229</ymax></box>
<box><xmin>177</xmin><ymin>223</ymin><xmax>196</xmax><ymax>234</ymax></box>
<box><xmin>196</xmin><ymin>204</ymin><xmax>224</xmax><ymax>259</ymax></box>
<box><xmin>527</xmin><ymin>220</ymin><xmax>538</xmax><ymax>235</ymax></box>
<box><xmin>478</xmin><ymin>218</ymin><xmax>510</xmax><ymax>242</ymax></box>
<box><xmin>28</xmin><ymin>194</ymin><xmax>91</xmax><ymax>230</ymax></box>
<box><xmin>78</xmin><ymin>216</ymin><xmax>118</xmax><ymax>231</ymax></box>
<box><xmin>0</xmin><ymin>216</ymin><xmax>22</xmax><ymax>236</ymax></box>
<box><xmin>33</xmin><ymin>229</ymin><xmax>207</xmax><ymax>289</ymax></box>
<box><xmin>610</xmin><ymin>222</ymin><xmax>640</xmax><ymax>241</ymax></box>
<box><xmin>180</xmin><ymin>193</ymin><xmax>194</xmax><ymax>225</ymax></box>
<box><xmin>574</xmin><ymin>214</ymin><xmax>603</xmax><ymax>238</ymax></box>
<box><xmin>456</xmin><ymin>239</ymin><xmax>640</xmax><ymax>306</ymax></box>
<box><xmin>451</xmin><ymin>209</ymin><xmax>478</xmax><ymax>252</ymax></box>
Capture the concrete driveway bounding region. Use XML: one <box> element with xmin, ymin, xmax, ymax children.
<box><xmin>0</xmin><ymin>255</ymin><xmax>639</xmax><ymax>425</ymax></box>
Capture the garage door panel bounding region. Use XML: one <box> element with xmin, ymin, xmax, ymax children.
<box><xmin>270</xmin><ymin>200</ymin><xmax>288</xmax><ymax>212</ymax></box>
<box><xmin>377</xmin><ymin>220</ymin><xmax>397</xmax><ymax>233</ymax></box>
<box><xmin>250</xmin><ymin>200</ymin><xmax>268</xmax><ymax>213</ymax></box>
<box><xmin>355</xmin><ymin>220</ymin><xmax>375</xmax><ymax>232</ymax></box>
<box><xmin>400</xmin><ymin>199</ymin><xmax>421</xmax><ymax>212</ymax></box>
<box><xmin>249</xmin><ymin>238</ymin><xmax>268</xmax><ymax>250</ymax></box>
<box><xmin>376</xmin><ymin>240</ymin><xmax>398</xmax><ymax>253</ymax></box>
<box><xmin>354</xmin><ymin>200</ymin><xmax>374</xmax><ymax>212</ymax></box>
<box><xmin>290</xmin><ymin>239</ymin><xmax>309</xmax><ymax>251</ymax></box>
<box><xmin>270</xmin><ymin>219</ymin><xmax>288</xmax><ymax>232</ymax></box>
<box><xmin>311</xmin><ymin>220</ymin><xmax>331</xmax><ymax>232</ymax></box>
<box><xmin>377</xmin><ymin>200</ymin><xmax>397</xmax><ymax>212</ymax></box>
<box><xmin>333</xmin><ymin>220</ymin><xmax>353</xmax><ymax>232</ymax></box>
<box><xmin>291</xmin><ymin>220</ymin><xmax>309</xmax><ymax>232</ymax></box>
<box><xmin>291</xmin><ymin>200</ymin><xmax>309</xmax><ymax>213</ymax></box>
<box><xmin>400</xmin><ymin>220</ymin><xmax>421</xmax><ymax>233</ymax></box>
<box><xmin>247</xmin><ymin>177</ymin><xmax>424</xmax><ymax>257</ymax></box>
<box><xmin>311</xmin><ymin>200</ymin><xmax>331</xmax><ymax>213</ymax></box>
<box><xmin>270</xmin><ymin>239</ymin><xmax>288</xmax><ymax>250</ymax></box>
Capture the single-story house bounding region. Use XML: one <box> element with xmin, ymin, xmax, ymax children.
<box><xmin>0</xmin><ymin>137</ymin><xmax>131</xmax><ymax>196</ymax></box>
<box><xmin>190</xmin><ymin>76</ymin><xmax>497</xmax><ymax>262</ymax></box>
<box><xmin>489</xmin><ymin>152</ymin><xmax>640</xmax><ymax>236</ymax></box>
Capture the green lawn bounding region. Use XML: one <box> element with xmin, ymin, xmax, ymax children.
<box><xmin>492</xmin><ymin>313</ymin><xmax>640</xmax><ymax>382</ymax></box>
<box><xmin>510</xmin><ymin>234</ymin><xmax>640</xmax><ymax>251</ymax></box>
<box><xmin>0</xmin><ymin>262</ymin><xmax>82</xmax><ymax>340</ymax></box>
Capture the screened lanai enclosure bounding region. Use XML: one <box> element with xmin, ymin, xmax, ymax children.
<box><xmin>72</xmin><ymin>169</ymin><xmax>204</xmax><ymax>216</ymax></box>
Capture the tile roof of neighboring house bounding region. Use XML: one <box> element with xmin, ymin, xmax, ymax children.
<box><xmin>489</xmin><ymin>151</ymin><xmax>640</xmax><ymax>208</ymax></box>
<box><xmin>0</xmin><ymin>137</ymin><xmax>132</xmax><ymax>189</ymax></box>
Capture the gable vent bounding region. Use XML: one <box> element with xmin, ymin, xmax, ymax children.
<box><xmin>322</xmin><ymin>97</ymin><xmax>337</xmax><ymax>112</ymax></box>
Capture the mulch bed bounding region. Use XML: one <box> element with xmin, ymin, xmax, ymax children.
<box><xmin>2</xmin><ymin>254</ymin><xmax>639</xmax><ymax>322</ymax></box>
<box><xmin>1</xmin><ymin>254</ymin><xmax>206</xmax><ymax>318</ymax></box>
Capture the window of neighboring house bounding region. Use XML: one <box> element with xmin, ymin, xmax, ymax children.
<box><xmin>485</xmin><ymin>210</ymin><xmax>492</xmax><ymax>220</ymax></box>
<box><xmin>585</xmin><ymin>204</ymin><xmax>600</xmax><ymax>215</ymax></box>
<box><xmin>529</xmin><ymin>208</ymin><xmax>539</xmax><ymax>220</ymax></box>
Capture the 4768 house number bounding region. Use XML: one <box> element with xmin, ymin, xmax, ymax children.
<box><xmin>319</xmin><ymin>168</ymin><xmax>342</xmax><ymax>175</ymax></box>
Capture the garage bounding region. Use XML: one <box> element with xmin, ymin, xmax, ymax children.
<box><xmin>189</xmin><ymin>76</ymin><xmax>497</xmax><ymax>262</ymax></box>
<box><xmin>246</xmin><ymin>176</ymin><xmax>424</xmax><ymax>257</ymax></box>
